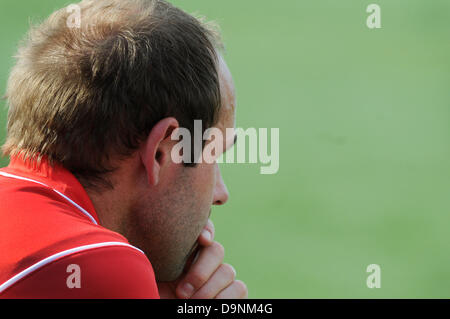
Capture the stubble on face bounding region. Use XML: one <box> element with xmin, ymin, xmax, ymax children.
<box><xmin>124</xmin><ymin>163</ymin><xmax>215</xmax><ymax>281</ymax></box>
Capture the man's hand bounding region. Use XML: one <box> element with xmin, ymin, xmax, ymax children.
<box><xmin>157</xmin><ymin>219</ymin><xmax>248</xmax><ymax>299</ymax></box>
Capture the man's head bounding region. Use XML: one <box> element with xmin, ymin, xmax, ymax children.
<box><xmin>3</xmin><ymin>0</ymin><xmax>223</xmax><ymax>189</ymax></box>
<box><xmin>124</xmin><ymin>55</ymin><xmax>236</xmax><ymax>281</ymax></box>
<box><xmin>2</xmin><ymin>0</ymin><xmax>237</xmax><ymax>281</ymax></box>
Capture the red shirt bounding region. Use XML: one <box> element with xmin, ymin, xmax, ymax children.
<box><xmin>0</xmin><ymin>155</ymin><xmax>160</xmax><ymax>298</ymax></box>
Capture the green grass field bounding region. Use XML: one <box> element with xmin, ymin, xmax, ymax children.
<box><xmin>1</xmin><ymin>0</ymin><xmax>449</xmax><ymax>298</ymax></box>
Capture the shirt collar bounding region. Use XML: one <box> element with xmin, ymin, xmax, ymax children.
<box><xmin>4</xmin><ymin>154</ymin><xmax>100</xmax><ymax>225</ymax></box>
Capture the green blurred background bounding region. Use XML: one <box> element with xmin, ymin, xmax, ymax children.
<box><xmin>1</xmin><ymin>0</ymin><xmax>449</xmax><ymax>298</ymax></box>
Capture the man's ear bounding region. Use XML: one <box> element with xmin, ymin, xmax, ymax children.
<box><xmin>139</xmin><ymin>117</ymin><xmax>179</xmax><ymax>186</ymax></box>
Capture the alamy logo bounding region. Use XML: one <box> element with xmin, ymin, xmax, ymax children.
<box><xmin>171</xmin><ymin>121</ymin><xmax>280</xmax><ymax>175</ymax></box>
<box><xmin>366</xmin><ymin>4</ymin><xmax>381</xmax><ymax>29</ymax></box>
<box><xmin>66</xmin><ymin>264</ymin><xmax>81</xmax><ymax>289</ymax></box>
<box><xmin>66</xmin><ymin>4</ymin><xmax>81</xmax><ymax>29</ymax></box>
<box><xmin>366</xmin><ymin>264</ymin><xmax>381</xmax><ymax>288</ymax></box>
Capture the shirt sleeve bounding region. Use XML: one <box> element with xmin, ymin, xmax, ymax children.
<box><xmin>0</xmin><ymin>245</ymin><xmax>160</xmax><ymax>299</ymax></box>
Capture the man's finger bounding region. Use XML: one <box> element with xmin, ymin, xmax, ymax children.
<box><xmin>190</xmin><ymin>263</ymin><xmax>236</xmax><ymax>299</ymax></box>
<box><xmin>176</xmin><ymin>241</ymin><xmax>224</xmax><ymax>299</ymax></box>
<box><xmin>215</xmin><ymin>280</ymin><xmax>248</xmax><ymax>299</ymax></box>
<box><xmin>197</xmin><ymin>219</ymin><xmax>215</xmax><ymax>246</ymax></box>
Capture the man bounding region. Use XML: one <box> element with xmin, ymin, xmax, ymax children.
<box><xmin>0</xmin><ymin>0</ymin><xmax>247</xmax><ymax>299</ymax></box>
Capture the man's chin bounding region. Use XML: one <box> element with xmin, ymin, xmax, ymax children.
<box><xmin>155</xmin><ymin>243</ymin><xmax>199</xmax><ymax>282</ymax></box>
<box><xmin>154</xmin><ymin>264</ymin><xmax>185</xmax><ymax>282</ymax></box>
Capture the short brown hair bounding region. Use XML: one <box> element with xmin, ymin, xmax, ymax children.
<box><xmin>2</xmin><ymin>0</ymin><xmax>223</xmax><ymax>190</ymax></box>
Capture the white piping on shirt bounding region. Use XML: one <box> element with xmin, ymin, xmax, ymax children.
<box><xmin>0</xmin><ymin>171</ymin><xmax>147</xmax><ymax>294</ymax></box>
<box><xmin>0</xmin><ymin>242</ymin><xmax>145</xmax><ymax>293</ymax></box>
<box><xmin>0</xmin><ymin>171</ymin><xmax>98</xmax><ymax>225</ymax></box>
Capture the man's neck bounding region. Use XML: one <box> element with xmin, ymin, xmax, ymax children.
<box><xmin>84</xmin><ymin>156</ymin><xmax>140</xmax><ymax>234</ymax></box>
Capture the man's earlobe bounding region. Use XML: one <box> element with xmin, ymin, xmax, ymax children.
<box><xmin>139</xmin><ymin>117</ymin><xmax>179</xmax><ymax>186</ymax></box>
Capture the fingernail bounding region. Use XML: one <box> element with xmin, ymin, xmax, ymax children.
<box><xmin>180</xmin><ymin>282</ymin><xmax>195</xmax><ymax>298</ymax></box>
<box><xmin>202</xmin><ymin>229</ymin><xmax>211</xmax><ymax>241</ymax></box>
<box><xmin>230</xmin><ymin>265</ymin><xmax>237</xmax><ymax>277</ymax></box>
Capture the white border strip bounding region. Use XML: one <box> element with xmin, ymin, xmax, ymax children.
<box><xmin>0</xmin><ymin>171</ymin><xmax>98</xmax><ymax>225</ymax></box>
<box><xmin>0</xmin><ymin>241</ymin><xmax>145</xmax><ymax>293</ymax></box>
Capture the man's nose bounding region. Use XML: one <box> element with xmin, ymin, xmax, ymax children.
<box><xmin>213</xmin><ymin>164</ymin><xmax>229</xmax><ymax>206</ymax></box>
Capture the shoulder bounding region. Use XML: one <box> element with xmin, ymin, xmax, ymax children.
<box><xmin>0</xmin><ymin>170</ymin><xmax>159</xmax><ymax>298</ymax></box>
<box><xmin>0</xmin><ymin>242</ymin><xmax>160</xmax><ymax>298</ymax></box>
